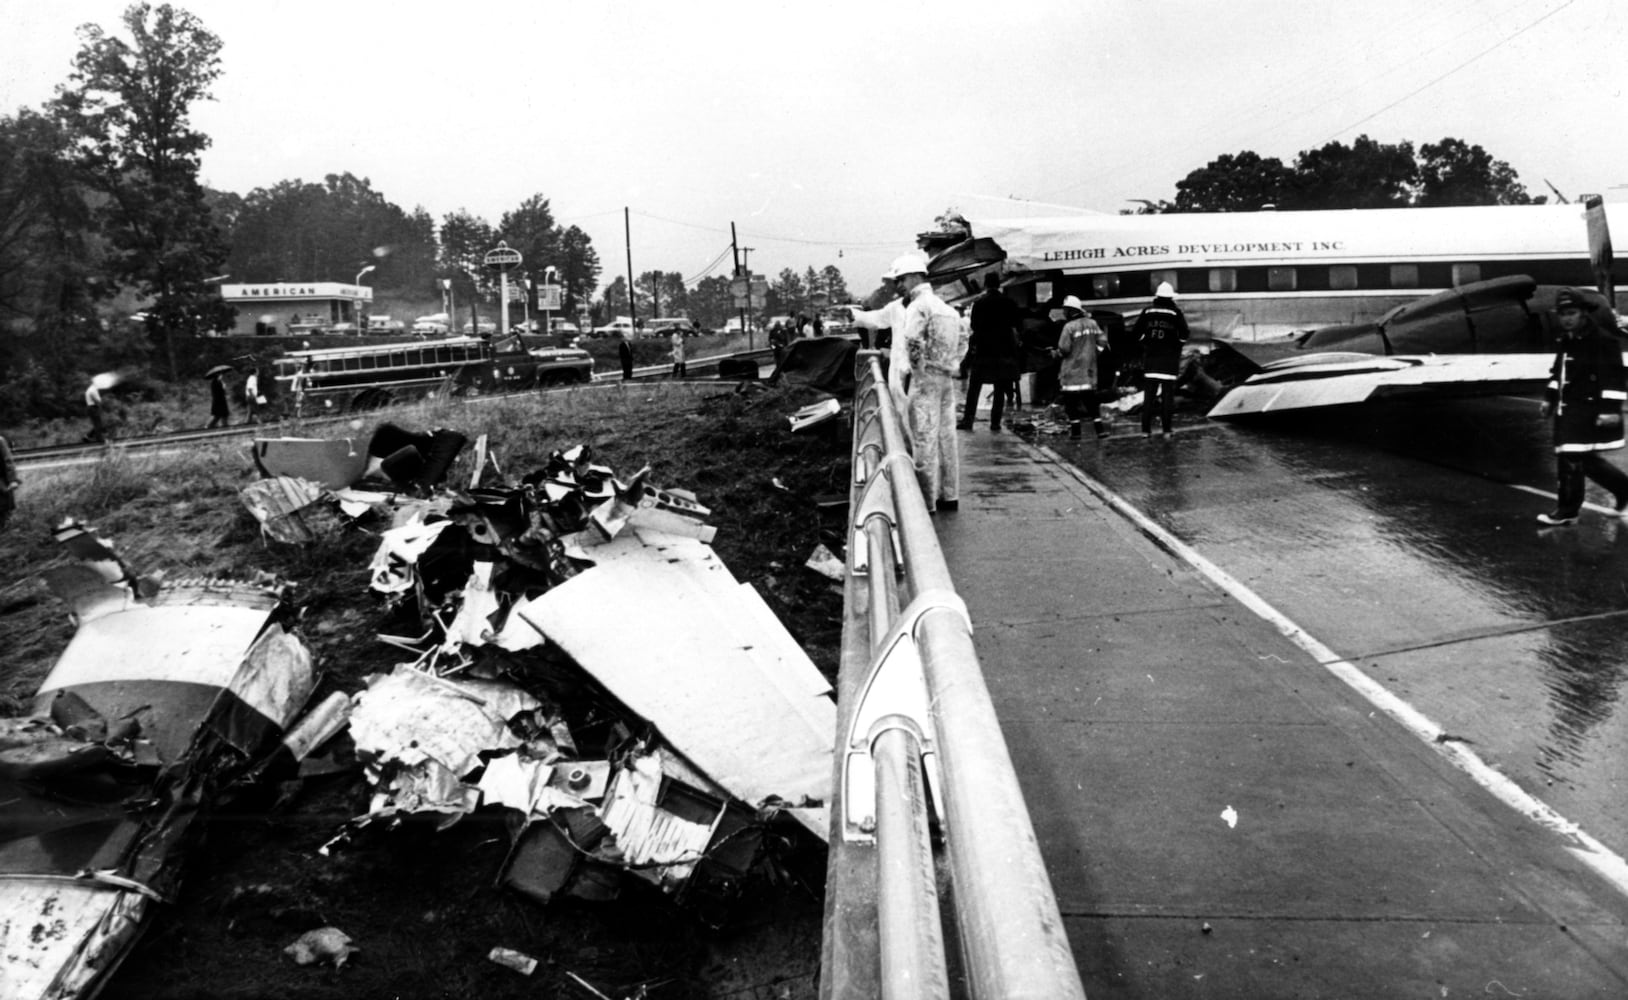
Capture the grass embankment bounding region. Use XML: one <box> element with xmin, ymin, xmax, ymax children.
<box><xmin>0</xmin><ymin>379</ymin><xmax>848</xmax><ymax>999</ymax></box>
<box><xmin>4</xmin><ymin>332</ymin><xmax>770</xmax><ymax>450</ymax></box>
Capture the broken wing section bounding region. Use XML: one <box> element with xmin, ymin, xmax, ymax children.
<box><xmin>517</xmin><ymin>526</ymin><xmax>836</xmax><ymax>841</ymax></box>
<box><xmin>1207</xmin><ymin>352</ymin><xmax>1555</xmax><ymax>419</ymax></box>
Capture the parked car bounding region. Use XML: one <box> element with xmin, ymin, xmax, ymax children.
<box><xmin>592</xmin><ymin>317</ymin><xmax>636</xmax><ymax>338</ymax></box>
<box><xmin>366</xmin><ymin>315</ymin><xmax>406</xmax><ymax>335</ymax></box>
<box><xmin>821</xmin><ymin>305</ymin><xmax>861</xmax><ymax>334</ymax></box>
<box><xmin>461</xmin><ymin>320</ymin><xmax>498</xmax><ymax>336</ymax></box>
<box><xmin>550</xmin><ymin>319</ymin><xmax>581</xmax><ymax>337</ymax></box>
<box><xmin>412</xmin><ymin>315</ymin><xmax>451</xmax><ymax>337</ymax></box>
<box><xmin>328</xmin><ymin>321</ymin><xmax>359</xmax><ymax>335</ymax></box>
<box><xmin>643</xmin><ymin>317</ymin><xmax>701</xmax><ymax>338</ymax></box>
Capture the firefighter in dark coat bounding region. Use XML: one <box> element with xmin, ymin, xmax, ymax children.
<box><xmin>1132</xmin><ymin>281</ymin><xmax>1189</xmax><ymax>438</ymax></box>
<box><xmin>1536</xmin><ymin>287</ymin><xmax>1628</xmax><ymax>526</ymax></box>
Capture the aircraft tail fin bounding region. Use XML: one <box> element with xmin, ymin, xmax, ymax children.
<box><xmin>1584</xmin><ymin>194</ymin><xmax>1615</xmax><ymax>310</ymax></box>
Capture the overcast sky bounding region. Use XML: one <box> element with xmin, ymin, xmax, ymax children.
<box><xmin>4</xmin><ymin>0</ymin><xmax>1625</xmax><ymax>298</ymax></box>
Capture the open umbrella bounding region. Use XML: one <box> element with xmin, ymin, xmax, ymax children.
<box><xmin>204</xmin><ymin>365</ymin><xmax>235</xmax><ymax>379</ymax></box>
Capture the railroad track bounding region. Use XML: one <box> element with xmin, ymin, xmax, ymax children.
<box><xmin>15</xmin><ymin>348</ymin><xmax>779</xmax><ymax>467</ymax></box>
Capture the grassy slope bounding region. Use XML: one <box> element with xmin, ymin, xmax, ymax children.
<box><xmin>0</xmin><ymin>379</ymin><xmax>848</xmax><ymax>999</ymax></box>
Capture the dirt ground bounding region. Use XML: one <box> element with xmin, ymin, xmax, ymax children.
<box><xmin>1</xmin><ymin>380</ymin><xmax>851</xmax><ymax>999</ymax></box>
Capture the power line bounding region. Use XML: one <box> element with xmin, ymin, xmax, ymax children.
<box><xmin>1318</xmin><ymin>0</ymin><xmax>1577</xmax><ymax>144</ymax></box>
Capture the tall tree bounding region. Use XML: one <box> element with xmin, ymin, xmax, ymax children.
<box><xmin>499</xmin><ymin>194</ymin><xmax>558</xmax><ymax>314</ymax></box>
<box><xmin>438</xmin><ymin>209</ymin><xmax>495</xmax><ymax>329</ymax></box>
<box><xmin>0</xmin><ymin>110</ymin><xmax>101</xmax><ymax>328</ymax></box>
<box><xmin>687</xmin><ymin>274</ymin><xmax>732</xmax><ymax>330</ymax></box>
<box><xmin>597</xmin><ymin>275</ymin><xmax>630</xmax><ymax>323</ymax></box>
<box><xmin>769</xmin><ymin>267</ymin><xmax>806</xmax><ymax>318</ymax></box>
<box><xmin>1172</xmin><ymin>151</ymin><xmax>1291</xmax><ymax>212</ymax></box>
<box><xmin>1283</xmin><ymin>135</ymin><xmax>1417</xmax><ymax>210</ymax></box>
<box><xmin>225</xmin><ymin>173</ymin><xmax>436</xmax><ymax>291</ymax></box>
<box><xmin>555</xmin><ymin>224</ymin><xmax>600</xmax><ymax>317</ymax></box>
<box><xmin>1415</xmin><ymin>138</ymin><xmax>1536</xmax><ymax>207</ymax></box>
<box><xmin>637</xmin><ymin>270</ymin><xmax>686</xmax><ymax>318</ymax></box>
<box><xmin>820</xmin><ymin>264</ymin><xmax>850</xmax><ymax>304</ymax></box>
<box><xmin>52</xmin><ymin>2</ymin><xmax>230</xmax><ymax>379</ymax></box>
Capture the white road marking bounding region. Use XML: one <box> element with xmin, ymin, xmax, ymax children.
<box><xmin>1040</xmin><ymin>445</ymin><xmax>1628</xmax><ymax>901</ymax></box>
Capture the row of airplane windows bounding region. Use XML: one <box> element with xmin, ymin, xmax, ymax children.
<box><xmin>1078</xmin><ymin>259</ymin><xmax>1609</xmax><ymax>299</ymax></box>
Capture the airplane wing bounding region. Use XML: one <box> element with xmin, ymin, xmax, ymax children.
<box><xmin>1207</xmin><ymin>352</ymin><xmax>1555</xmax><ymax>419</ymax></box>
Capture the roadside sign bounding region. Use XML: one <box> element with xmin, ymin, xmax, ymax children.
<box><xmin>484</xmin><ymin>242</ymin><xmax>522</xmax><ymax>271</ymax></box>
<box><xmin>749</xmin><ymin>276</ymin><xmax>767</xmax><ymax>309</ymax></box>
<box><xmin>539</xmin><ymin>284</ymin><xmax>562</xmax><ymax>310</ymax></box>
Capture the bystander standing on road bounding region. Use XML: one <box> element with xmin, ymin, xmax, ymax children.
<box><xmin>1055</xmin><ymin>295</ymin><xmax>1110</xmax><ymax>440</ymax></box>
<box><xmin>1536</xmin><ymin>287</ymin><xmax>1628</xmax><ymax>526</ymax></box>
<box><xmin>894</xmin><ymin>252</ymin><xmax>967</xmax><ymax>512</ymax></box>
<box><xmin>207</xmin><ymin>368</ymin><xmax>231</xmax><ymax>428</ymax></box>
<box><xmin>958</xmin><ymin>272</ymin><xmax>1024</xmax><ymax>433</ymax></box>
<box><xmin>1132</xmin><ymin>281</ymin><xmax>1190</xmax><ymax>438</ymax></box>
<box><xmin>0</xmin><ymin>432</ymin><xmax>19</xmax><ymax>530</ymax></box>
<box><xmin>670</xmin><ymin>330</ymin><xmax>687</xmax><ymax>378</ymax></box>
<box><xmin>619</xmin><ymin>338</ymin><xmax>634</xmax><ymax>381</ymax></box>
<box><xmin>244</xmin><ymin>367</ymin><xmax>265</xmax><ymax>424</ymax></box>
<box><xmin>855</xmin><ymin>274</ymin><xmax>912</xmax><ymax>435</ymax></box>
<box><xmin>84</xmin><ymin>376</ymin><xmax>107</xmax><ymax>443</ymax></box>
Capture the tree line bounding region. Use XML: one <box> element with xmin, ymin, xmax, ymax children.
<box><xmin>1139</xmin><ymin>134</ymin><xmax>1542</xmax><ymax>213</ymax></box>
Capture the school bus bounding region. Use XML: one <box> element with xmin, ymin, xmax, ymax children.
<box><xmin>272</xmin><ymin>332</ymin><xmax>594</xmax><ymax>413</ymax></box>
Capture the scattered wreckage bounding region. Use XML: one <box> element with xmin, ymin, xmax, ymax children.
<box><xmin>252</xmin><ymin>426</ymin><xmax>836</xmax><ymax>914</ymax></box>
<box><xmin>2</xmin><ymin>416</ymin><xmax>840</xmax><ymax>997</ymax></box>
<box><xmin>0</xmin><ymin>521</ymin><xmax>320</xmax><ymax>1000</ymax></box>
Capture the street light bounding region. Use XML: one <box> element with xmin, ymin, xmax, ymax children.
<box><xmin>354</xmin><ymin>265</ymin><xmax>376</xmax><ymax>331</ymax></box>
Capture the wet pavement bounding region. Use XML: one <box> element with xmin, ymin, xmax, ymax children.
<box><xmin>922</xmin><ymin>396</ymin><xmax>1628</xmax><ymax>996</ymax></box>
<box><xmin>1058</xmin><ymin>396</ymin><xmax>1628</xmax><ymax>866</ymax></box>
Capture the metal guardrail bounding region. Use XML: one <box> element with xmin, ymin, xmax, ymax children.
<box><xmin>828</xmin><ymin>352</ymin><xmax>1087</xmax><ymax>999</ymax></box>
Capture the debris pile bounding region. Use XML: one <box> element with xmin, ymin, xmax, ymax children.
<box><xmin>249</xmin><ymin>424</ymin><xmax>836</xmax><ymax>920</ymax></box>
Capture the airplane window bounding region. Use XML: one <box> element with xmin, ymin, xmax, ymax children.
<box><xmin>1329</xmin><ymin>266</ymin><xmax>1358</xmax><ymax>290</ymax></box>
<box><xmin>1390</xmin><ymin>264</ymin><xmax>1420</xmax><ymax>288</ymax></box>
<box><xmin>1268</xmin><ymin>267</ymin><xmax>1297</xmax><ymax>291</ymax></box>
<box><xmin>1208</xmin><ymin>269</ymin><xmax>1237</xmax><ymax>292</ymax></box>
<box><xmin>1091</xmin><ymin>275</ymin><xmax>1120</xmax><ymax>298</ymax></box>
<box><xmin>1451</xmin><ymin>263</ymin><xmax>1481</xmax><ymax>287</ymax></box>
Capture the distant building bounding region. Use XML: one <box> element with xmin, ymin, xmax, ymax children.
<box><xmin>219</xmin><ymin>282</ymin><xmax>373</xmax><ymax>336</ymax></box>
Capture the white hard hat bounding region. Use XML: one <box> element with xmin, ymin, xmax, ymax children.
<box><xmin>1062</xmin><ymin>295</ymin><xmax>1085</xmax><ymax>312</ymax></box>
<box><xmin>884</xmin><ymin>252</ymin><xmax>929</xmax><ymax>280</ymax></box>
<box><xmin>1155</xmin><ymin>281</ymin><xmax>1177</xmax><ymax>299</ymax></box>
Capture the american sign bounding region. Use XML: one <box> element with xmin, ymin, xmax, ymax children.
<box><xmin>220</xmin><ymin>282</ymin><xmax>374</xmax><ymax>301</ymax></box>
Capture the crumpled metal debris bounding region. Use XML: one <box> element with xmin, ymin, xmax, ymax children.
<box><xmin>284</xmin><ymin>927</ymin><xmax>358</xmax><ymax>969</ymax></box>
<box><xmin>314</xmin><ymin>437</ymin><xmax>829</xmax><ymax>915</ymax></box>
<box><xmin>3</xmin><ymin>518</ymin><xmax>322</xmax><ymax>1000</ymax></box>
<box><xmin>359</xmin><ymin>443</ymin><xmax>710</xmax><ymax>672</ymax></box>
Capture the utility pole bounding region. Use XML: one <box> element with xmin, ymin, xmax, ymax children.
<box><xmin>625</xmin><ymin>207</ymin><xmax>636</xmax><ymax>330</ymax></box>
<box><xmin>731</xmin><ymin>223</ymin><xmax>748</xmax><ymax>347</ymax></box>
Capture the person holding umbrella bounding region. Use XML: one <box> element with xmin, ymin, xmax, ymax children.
<box><xmin>205</xmin><ymin>365</ymin><xmax>233</xmax><ymax>428</ymax></box>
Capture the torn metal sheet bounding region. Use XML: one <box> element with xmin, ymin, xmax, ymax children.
<box><xmin>349</xmin><ymin>668</ymin><xmax>535</xmax><ymax>778</ymax></box>
<box><xmin>476</xmin><ymin>755</ymin><xmax>609</xmax><ymax>816</ymax></box>
<box><xmin>240</xmin><ymin>477</ymin><xmax>329</xmax><ymax>544</ymax></box>
<box><xmin>0</xmin><ymin>881</ymin><xmax>148</xmax><ymax>1000</ymax></box>
<box><xmin>250</xmin><ymin>436</ymin><xmax>368</xmax><ymax>489</ymax></box>
<box><xmin>599</xmin><ymin>755</ymin><xmax>718</xmax><ymax>892</ymax></box>
<box><xmin>515</xmin><ymin>527</ymin><xmax>835</xmax><ymax>840</ymax></box>
<box><xmin>804</xmin><ymin>543</ymin><xmax>845</xmax><ymax>582</ymax></box>
<box><xmin>4</xmin><ymin>527</ymin><xmax>316</xmax><ymax>1000</ymax></box>
<box><xmin>347</xmin><ymin>669</ymin><xmax>546</xmax><ymax>821</ymax></box>
<box><xmin>31</xmin><ymin>580</ymin><xmax>313</xmax><ymax>764</ymax></box>
<box><xmin>367</xmin><ymin>519</ymin><xmax>453</xmax><ymax>594</ymax></box>
<box><xmin>788</xmin><ymin>397</ymin><xmax>841</xmax><ymax>431</ymax></box>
